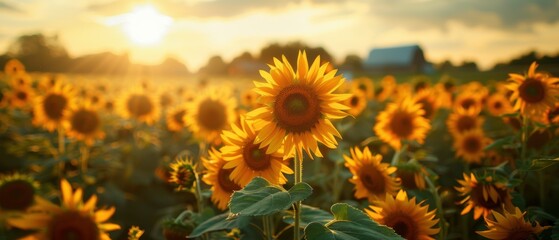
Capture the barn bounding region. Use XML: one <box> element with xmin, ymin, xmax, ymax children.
<box><xmin>364</xmin><ymin>44</ymin><xmax>434</xmax><ymax>74</ymax></box>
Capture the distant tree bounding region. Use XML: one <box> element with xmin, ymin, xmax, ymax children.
<box><xmin>258</xmin><ymin>42</ymin><xmax>333</xmax><ymax>65</ymax></box>
<box><xmin>198</xmin><ymin>55</ymin><xmax>228</xmax><ymax>75</ymax></box>
<box><xmin>7</xmin><ymin>33</ymin><xmax>70</xmax><ymax>72</ymax></box>
<box><xmin>339</xmin><ymin>54</ymin><xmax>363</xmax><ymax>72</ymax></box>
<box><xmin>154</xmin><ymin>57</ymin><xmax>190</xmax><ymax>75</ymax></box>
<box><xmin>437</xmin><ymin>60</ymin><xmax>454</xmax><ymax>71</ymax></box>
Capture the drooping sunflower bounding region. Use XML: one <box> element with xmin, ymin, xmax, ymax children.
<box><xmin>221</xmin><ymin>116</ymin><xmax>293</xmax><ymax>187</ymax></box>
<box><xmin>374</xmin><ymin>97</ymin><xmax>431</xmax><ymax>150</ymax></box>
<box><xmin>395</xmin><ymin>161</ymin><xmax>427</xmax><ymax>190</ymax></box>
<box><xmin>485</xmin><ymin>93</ymin><xmax>513</xmax><ymax>117</ymax></box>
<box><xmin>365</xmin><ymin>190</ymin><xmax>440</xmax><ymax>240</ymax></box>
<box><xmin>65</xmin><ymin>102</ymin><xmax>105</xmax><ymax>145</ymax></box>
<box><xmin>447</xmin><ymin>107</ymin><xmax>484</xmax><ymax>137</ymax></box>
<box><xmin>7</xmin><ymin>86</ymin><xmax>34</xmax><ymax>109</ymax></box>
<box><xmin>166</xmin><ymin>105</ymin><xmax>188</xmax><ymax>132</ymax></box>
<box><xmin>344</xmin><ymin>146</ymin><xmax>400</xmax><ymax>201</ymax></box>
<box><xmin>453</xmin><ymin>129</ymin><xmax>491</xmax><ymax>164</ymax></box>
<box><xmin>185</xmin><ymin>88</ymin><xmax>237</xmax><ymax>144</ymax></box>
<box><xmin>351</xmin><ymin>77</ymin><xmax>374</xmax><ymax>100</ymax></box>
<box><xmin>33</xmin><ymin>83</ymin><xmax>75</xmax><ymax>132</ymax></box>
<box><xmin>4</xmin><ymin>59</ymin><xmax>25</xmax><ymax>76</ymax></box>
<box><xmin>168</xmin><ymin>157</ymin><xmax>196</xmax><ymax>191</ymax></box>
<box><xmin>248</xmin><ymin>51</ymin><xmax>350</xmax><ymax>159</ymax></box>
<box><xmin>119</xmin><ymin>89</ymin><xmax>160</xmax><ymax>125</ymax></box>
<box><xmin>0</xmin><ymin>173</ymin><xmax>39</xmax><ymax>214</ymax></box>
<box><xmin>413</xmin><ymin>88</ymin><xmax>439</xmax><ymax>119</ymax></box>
<box><xmin>477</xmin><ymin>207</ymin><xmax>550</xmax><ymax>240</ymax></box>
<box><xmin>343</xmin><ymin>89</ymin><xmax>367</xmax><ymax>117</ymax></box>
<box><xmin>455</xmin><ymin>173</ymin><xmax>512</xmax><ymax>220</ymax></box>
<box><xmin>7</xmin><ymin>179</ymin><xmax>120</xmax><ymax>240</ymax></box>
<box><xmin>507</xmin><ymin>62</ymin><xmax>559</xmax><ymax>122</ymax></box>
<box><xmin>202</xmin><ymin>148</ymin><xmax>242</xmax><ymax>210</ymax></box>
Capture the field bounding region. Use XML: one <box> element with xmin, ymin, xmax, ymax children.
<box><xmin>1</xmin><ymin>57</ymin><xmax>558</xmax><ymax>240</ymax></box>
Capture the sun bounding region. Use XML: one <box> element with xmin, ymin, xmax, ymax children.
<box><xmin>110</xmin><ymin>5</ymin><xmax>173</xmax><ymax>46</ymax></box>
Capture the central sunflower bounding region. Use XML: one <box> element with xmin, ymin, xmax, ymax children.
<box><xmin>365</xmin><ymin>190</ymin><xmax>440</xmax><ymax>240</ymax></box>
<box><xmin>248</xmin><ymin>51</ymin><xmax>350</xmax><ymax>159</ymax></box>
<box><xmin>374</xmin><ymin>97</ymin><xmax>431</xmax><ymax>150</ymax></box>
<box><xmin>221</xmin><ymin>116</ymin><xmax>293</xmax><ymax>187</ymax></box>
<box><xmin>344</xmin><ymin>146</ymin><xmax>400</xmax><ymax>201</ymax></box>
<box><xmin>7</xmin><ymin>179</ymin><xmax>120</xmax><ymax>240</ymax></box>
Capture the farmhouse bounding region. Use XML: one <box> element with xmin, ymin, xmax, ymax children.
<box><xmin>364</xmin><ymin>44</ymin><xmax>434</xmax><ymax>74</ymax></box>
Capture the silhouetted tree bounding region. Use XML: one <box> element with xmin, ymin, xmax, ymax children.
<box><xmin>258</xmin><ymin>42</ymin><xmax>333</xmax><ymax>65</ymax></box>
<box><xmin>339</xmin><ymin>54</ymin><xmax>363</xmax><ymax>72</ymax></box>
<box><xmin>198</xmin><ymin>55</ymin><xmax>228</xmax><ymax>75</ymax></box>
<box><xmin>7</xmin><ymin>33</ymin><xmax>70</xmax><ymax>72</ymax></box>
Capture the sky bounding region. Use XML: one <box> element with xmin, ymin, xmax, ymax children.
<box><xmin>1</xmin><ymin>0</ymin><xmax>559</xmax><ymax>71</ymax></box>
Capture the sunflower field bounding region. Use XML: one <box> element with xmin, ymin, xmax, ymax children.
<box><xmin>1</xmin><ymin>53</ymin><xmax>559</xmax><ymax>240</ymax></box>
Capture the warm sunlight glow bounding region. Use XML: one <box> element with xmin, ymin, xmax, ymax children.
<box><xmin>106</xmin><ymin>5</ymin><xmax>173</xmax><ymax>46</ymax></box>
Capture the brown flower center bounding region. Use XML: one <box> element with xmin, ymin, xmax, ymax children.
<box><xmin>243</xmin><ymin>141</ymin><xmax>272</xmax><ymax>171</ymax></box>
<box><xmin>462</xmin><ymin>135</ymin><xmax>482</xmax><ymax>154</ymax></box>
<box><xmin>274</xmin><ymin>84</ymin><xmax>321</xmax><ymax>133</ymax></box>
<box><xmin>470</xmin><ymin>184</ymin><xmax>507</xmax><ymax>210</ymax></box>
<box><xmin>389</xmin><ymin>111</ymin><xmax>414</xmax><ymax>138</ymax></box>
<box><xmin>48</xmin><ymin>211</ymin><xmax>99</xmax><ymax>240</ymax></box>
<box><xmin>217</xmin><ymin>168</ymin><xmax>241</xmax><ymax>193</ymax></box>
<box><xmin>397</xmin><ymin>170</ymin><xmax>419</xmax><ymax>190</ymax></box>
<box><xmin>519</xmin><ymin>78</ymin><xmax>545</xmax><ymax>103</ymax></box>
<box><xmin>71</xmin><ymin>109</ymin><xmax>100</xmax><ymax>135</ymax></box>
<box><xmin>358</xmin><ymin>83</ymin><xmax>368</xmax><ymax>92</ymax></box>
<box><xmin>359</xmin><ymin>164</ymin><xmax>386</xmax><ymax>194</ymax></box>
<box><xmin>126</xmin><ymin>94</ymin><xmax>153</xmax><ymax>118</ymax></box>
<box><xmin>174</xmin><ymin>165</ymin><xmax>195</xmax><ymax>189</ymax></box>
<box><xmin>460</xmin><ymin>98</ymin><xmax>476</xmax><ymax>110</ymax></box>
<box><xmin>383</xmin><ymin>213</ymin><xmax>417</xmax><ymax>240</ymax></box>
<box><xmin>350</xmin><ymin>96</ymin><xmax>359</xmax><ymax>107</ymax></box>
<box><xmin>492</xmin><ymin>101</ymin><xmax>503</xmax><ymax>110</ymax></box>
<box><xmin>43</xmin><ymin>94</ymin><xmax>68</xmax><ymax>120</ymax></box>
<box><xmin>0</xmin><ymin>180</ymin><xmax>34</xmax><ymax>211</ymax></box>
<box><xmin>456</xmin><ymin>115</ymin><xmax>476</xmax><ymax>133</ymax></box>
<box><xmin>16</xmin><ymin>90</ymin><xmax>28</xmax><ymax>101</ymax></box>
<box><xmin>173</xmin><ymin>110</ymin><xmax>186</xmax><ymax>125</ymax></box>
<box><xmin>197</xmin><ymin>99</ymin><xmax>227</xmax><ymax>131</ymax></box>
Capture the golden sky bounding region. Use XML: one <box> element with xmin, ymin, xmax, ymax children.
<box><xmin>1</xmin><ymin>0</ymin><xmax>559</xmax><ymax>71</ymax></box>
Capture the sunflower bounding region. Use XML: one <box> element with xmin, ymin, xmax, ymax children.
<box><xmin>376</xmin><ymin>75</ymin><xmax>397</xmax><ymax>102</ymax></box>
<box><xmin>365</xmin><ymin>190</ymin><xmax>440</xmax><ymax>240</ymax></box>
<box><xmin>546</xmin><ymin>102</ymin><xmax>559</xmax><ymax>124</ymax></box>
<box><xmin>39</xmin><ymin>74</ymin><xmax>66</xmax><ymax>91</ymax></box>
<box><xmin>507</xmin><ymin>62</ymin><xmax>559</xmax><ymax>122</ymax></box>
<box><xmin>0</xmin><ymin>173</ymin><xmax>39</xmax><ymax>213</ymax></box>
<box><xmin>202</xmin><ymin>148</ymin><xmax>242</xmax><ymax>210</ymax></box>
<box><xmin>7</xmin><ymin>179</ymin><xmax>120</xmax><ymax>240</ymax></box>
<box><xmin>9</xmin><ymin>73</ymin><xmax>32</xmax><ymax>88</ymax></box>
<box><xmin>454</xmin><ymin>92</ymin><xmax>484</xmax><ymax>113</ymax></box>
<box><xmin>477</xmin><ymin>207</ymin><xmax>550</xmax><ymax>240</ymax></box>
<box><xmin>433</xmin><ymin>81</ymin><xmax>455</xmax><ymax>109</ymax></box>
<box><xmin>7</xmin><ymin>86</ymin><xmax>34</xmax><ymax>109</ymax></box>
<box><xmin>485</xmin><ymin>93</ymin><xmax>513</xmax><ymax>117</ymax></box>
<box><xmin>453</xmin><ymin>129</ymin><xmax>491</xmax><ymax>164</ymax></box>
<box><xmin>446</xmin><ymin>107</ymin><xmax>484</xmax><ymax>137</ymax></box>
<box><xmin>413</xmin><ymin>88</ymin><xmax>439</xmax><ymax>119</ymax></box>
<box><xmin>221</xmin><ymin>116</ymin><xmax>293</xmax><ymax>186</ymax></box>
<box><xmin>374</xmin><ymin>97</ymin><xmax>431</xmax><ymax>150</ymax></box>
<box><xmin>185</xmin><ymin>88</ymin><xmax>237</xmax><ymax>144</ymax></box>
<box><xmin>128</xmin><ymin>226</ymin><xmax>144</xmax><ymax>240</ymax></box>
<box><xmin>455</xmin><ymin>173</ymin><xmax>512</xmax><ymax>220</ymax></box>
<box><xmin>344</xmin><ymin>146</ymin><xmax>400</xmax><ymax>201</ymax></box>
<box><xmin>4</xmin><ymin>59</ymin><xmax>25</xmax><ymax>76</ymax></box>
<box><xmin>168</xmin><ymin>157</ymin><xmax>196</xmax><ymax>191</ymax></box>
<box><xmin>159</xmin><ymin>92</ymin><xmax>174</xmax><ymax>109</ymax></box>
<box><xmin>351</xmin><ymin>77</ymin><xmax>374</xmax><ymax>100</ymax></box>
<box><xmin>343</xmin><ymin>90</ymin><xmax>367</xmax><ymax>117</ymax></box>
<box><xmin>87</xmin><ymin>91</ymin><xmax>105</xmax><ymax>109</ymax></box>
<box><xmin>240</xmin><ymin>89</ymin><xmax>260</xmax><ymax>109</ymax></box>
<box><xmin>65</xmin><ymin>102</ymin><xmax>105</xmax><ymax>145</ymax></box>
<box><xmin>119</xmin><ymin>90</ymin><xmax>159</xmax><ymax>125</ymax></box>
<box><xmin>33</xmin><ymin>83</ymin><xmax>75</xmax><ymax>132</ymax></box>
<box><xmin>166</xmin><ymin>105</ymin><xmax>188</xmax><ymax>132</ymax></box>
<box><xmin>395</xmin><ymin>161</ymin><xmax>427</xmax><ymax>190</ymax></box>
<box><xmin>247</xmin><ymin>51</ymin><xmax>350</xmax><ymax>160</ymax></box>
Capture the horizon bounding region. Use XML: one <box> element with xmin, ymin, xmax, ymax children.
<box><xmin>1</xmin><ymin>0</ymin><xmax>559</xmax><ymax>71</ymax></box>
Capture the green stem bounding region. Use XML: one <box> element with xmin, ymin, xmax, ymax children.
<box><xmin>194</xmin><ymin>171</ymin><xmax>205</xmax><ymax>213</ymax></box>
<box><xmin>293</xmin><ymin>154</ymin><xmax>303</xmax><ymax>240</ymax></box>
<box><xmin>80</xmin><ymin>144</ymin><xmax>90</xmax><ymax>173</ymax></box>
<box><xmin>539</xmin><ymin>171</ymin><xmax>546</xmax><ymax>209</ymax></box>
<box><xmin>520</xmin><ymin>117</ymin><xmax>529</xmax><ymax>163</ymax></box>
<box><xmin>57</xmin><ymin>126</ymin><xmax>65</xmax><ymax>177</ymax></box>
<box><xmin>425</xmin><ymin>175</ymin><xmax>447</xmax><ymax>240</ymax></box>
<box><xmin>391</xmin><ymin>144</ymin><xmax>407</xmax><ymax>166</ymax></box>
<box><xmin>263</xmin><ymin>215</ymin><xmax>272</xmax><ymax>240</ymax></box>
<box><xmin>332</xmin><ymin>161</ymin><xmax>341</xmax><ymax>204</ymax></box>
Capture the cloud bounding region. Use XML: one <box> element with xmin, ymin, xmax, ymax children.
<box><xmin>0</xmin><ymin>1</ymin><xmax>23</xmax><ymax>13</ymax></box>
<box><xmin>367</xmin><ymin>0</ymin><xmax>559</xmax><ymax>31</ymax></box>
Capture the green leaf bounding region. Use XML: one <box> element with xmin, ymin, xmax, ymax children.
<box><xmin>528</xmin><ymin>158</ymin><xmax>559</xmax><ymax>171</ymax></box>
<box><xmin>304</xmin><ymin>203</ymin><xmax>404</xmax><ymax>240</ymax></box>
<box><xmin>189</xmin><ymin>212</ymin><xmax>251</xmax><ymax>238</ymax></box>
<box><xmin>283</xmin><ymin>205</ymin><xmax>333</xmax><ymax>228</ymax></box>
<box><xmin>229</xmin><ymin>177</ymin><xmax>313</xmax><ymax>216</ymax></box>
<box><xmin>484</xmin><ymin>136</ymin><xmax>516</xmax><ymax>151</ymax></box>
